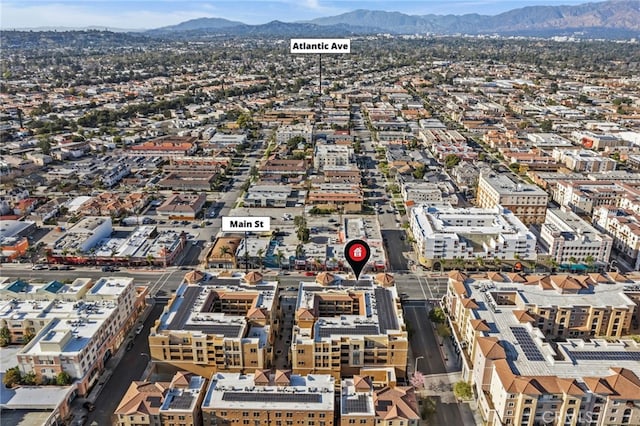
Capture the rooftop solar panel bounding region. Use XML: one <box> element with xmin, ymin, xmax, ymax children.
<box><xmin>167</xmin><ymin>394</ymin><xmax>195</xmax><ymax>410</ymax></box>
<box><xmin>511</xmin><ymin>327</ymin><xmax>545</xmax><ymax>362</ymax></box>
<box><xmin>317</xmin><ymin>325</ymin><xmax>379</xmax><ymax>338</ymax></box>
<box><xmin>344</xmin><ymin>394</ymin><xmax>370</xmax><ymax>413</ymax></box>
<box><xmin>374</xmin><ymin>287</ymin><xmax>398</xmax><ymax>333</ymax></box>
<box><xmin>567</xmin><ymin>350</ymin><xmax>640</xmax><ymax>362</ymax></box>
<box><xmin>222</xmin><ymin>392</ymin><xmax>322</xmax><ymax>404</ymax></box>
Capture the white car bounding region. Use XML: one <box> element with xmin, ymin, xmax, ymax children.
<box><xmin>135</xmin><ymin>325</ymin><xmax>144</xmax><ymax>335</ymax></box>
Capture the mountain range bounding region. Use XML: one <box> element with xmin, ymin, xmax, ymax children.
<box><xmin>147</xmin><ymin>1</ymin><xmax>640</xmax><ymax>39</ymax></box>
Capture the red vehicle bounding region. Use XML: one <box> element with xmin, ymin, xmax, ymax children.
<box><xmin>304</xmin><ymin>271</ymin><xmax>316</xmax><ymax>276</ymax></box>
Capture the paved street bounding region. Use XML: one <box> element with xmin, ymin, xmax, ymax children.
<box><xmin>404</xmin><ymin>304</ymin><xmax>447</xmax><ymax>376</ymax></box>
<box><xmin>83</xmin><ymin>302</ymin><xmax>165</xmax><ymax>425</ymax></box>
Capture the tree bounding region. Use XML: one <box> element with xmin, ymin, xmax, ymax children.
<box><xmin>540</xmin><ymin>119</ymin><xmax>553</xmax><ymax>132</ymax></box>
<box><xmin>585</xmin><ymin>255</ymin><xmax>595</xmax><ymax>271</ymax></box>
<box><xmin>453</xmin><ymin>381</ymin><xmax>473</xmax><ymax>400</ymax></box>
<box><xmin>256</xmin><ymin>248</ymin><xmax>264</xmax><ymax>271</ymax></box>
<box><xmin>410</xmin><ymin>371</ymin><xmax>425</xmax><ymax>389</ymax></box>
<box><xmin>276</xmin><ymin>250</ymin><xmax>285</xmax><ymax>269</ymax></box>
<box><xmin>436</xmin><ymin>323</ymin><xmax>452</xmax><ymax>338</ymax></box>
<box><xmin>0</xmin><ymin>326</ymin><xmax>10</xmax><ymax>347</ymax></box>
<box><xmin>55</xmin><ymin>371</ymin><xmax>72</xmax><ymax>386</ymax></box>
<box><xmin>3</xmin><ymin>366</ymin><xmax>21</xmax><ymax>388</ymax></box>
<box><xmin>429</xmin><ymin>308</ymin><xmax>446</xmax><ymax>324</ymax></box>
<box><xmin>22</xmin><ymin>371</ymin><xmax>37</xmax><ymax>385</ymax></box>
<box><xmin>219</xmin><ymin>245</ymin><xmax>231</xmax><ymax>258</ymax></box>
<box><xmin>146</xmin><ymin>254</ymin><xmax>155</xmax><ymax>266</ymax></box>
<box><xmin>23</xmin><ymin>329</ymin><xmax>35</xmax><ymax>344</ymax></box>
<box><xmin>37</xmin><ymin>137</ymin><xmax>52</xmax><ymax>155</ymax></box>
<box><xmin>444</xmin><ymin>154</ymin><xmax>461</xmax><ymax>169</ymax></box>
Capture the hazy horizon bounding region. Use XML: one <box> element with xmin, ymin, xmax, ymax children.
<box><xmin>2</xmin><ymin>0</ymin><xmax>594</xmax><ymax>31</ymax></box>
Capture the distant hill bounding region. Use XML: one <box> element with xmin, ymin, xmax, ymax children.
<box><xmin>307</xmin><ymin>0</ymin><xmax>640</xmax><ymax>37</ymax></box>
<box><xmin>147</xmin><ymin>17</ymin><xmax>245</xmax><ymax>35</ymax></box>
<box><xmin>144</xmin><ymin>0</ymin><xmax>640</xmax><ymax>39</ymax></box>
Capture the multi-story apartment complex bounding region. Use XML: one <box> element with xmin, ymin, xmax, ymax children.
<box><xmin>313</xmin><ymin>142</ymin><xmax>354</xmax><ymax>171</ymax></box>
<box><xmin>114</xmin><ymin>371</ymin><xmax>206</xmax><ymax>426</ymax></box>
<box><xmin>276</xmin><ymin>123</ymin><xmax>313</xmax><ymax>144</ymax></box>
<box><xmin>410</xmin><ymin>205</ymin><xmax>537</xmax><ymax>267</ymax></box>
<box><xmin>202</xmin><ymin>370</ymin><xmax>335</xmax><ymax>426</ymax></box>
<box><xmin>593</xmin><ymin>206</ymin><xmax>640</xmax><ymax>271</ymax></box>
<box><xmin>340</xmin><ymin>376</ymin><xmax>420</xmax><ymax>426</ymax></box>
<box><xmin>148</xmin><ymin>274</ymin><xmax>276</xmax><ymax>377</ymax></box>
<box><xmin>290</xmin><ymin>278</ymin><xmax>408</xmax><ymax>380</ymax></box>
<box><xmin>445</xmin><ymin>271</ymin><xmax>640</xmax><ymax>426</ymax></box>
<box><xmin>477</xmin><ymin>172</ymin><xmax>548</xmax><ymax>225</ymax></box>
<box><xmin>552</xmin><ymin>149</ymin><xmax>617</xmax><ymax>173</ymax></box>
<box><xmin>308</xmin><ymin>183</ymin><xmax>364</xmax><ymax>213</ymax></box>
<box><xmin>540</xmin><ymin>208</ymin><xmax>612</xmax><ymax>265</ymax></box>
<box><xmin>8</xmin><ymin>276</ymin><xmax>139</xmax><ymax>396</ymax></box>
<box><xmin>552</xmin><ymin>180</ymin><xmax>633</xmax><ymax>216</ymax></box>
<box><xmin>159</xmin><ymin>372</ymin><xmax>207</xmax><ymax>426</ymax></box>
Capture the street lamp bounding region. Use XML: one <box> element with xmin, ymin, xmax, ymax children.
<box><xmin>414</xmin><ymin>356</ymin><xmax>424</xmax><ymax>376</ymax></box>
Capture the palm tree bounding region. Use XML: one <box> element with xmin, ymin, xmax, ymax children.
<box><xmin>585</xmin><ymin>255</ymin><xmax>595</xmax><ymax>272</ymax></box>
<box><xmin>276</xmin><ymin>250</ymin><xmax>285</xmax><ymax>270</ymax></box>
<box><xmin>256</xmin><ymin>248</ymin><xmax>265</xmax><ymax>271</ymax></box>
<box><xmin>475</xmin><ymin>256</ymin><xmax>485</xmax><ymax>272</ymax></box>
<box><xmin>219</xmin><ymin>245</ymin><xmax>231</xmax><ymax>258</ymax></box>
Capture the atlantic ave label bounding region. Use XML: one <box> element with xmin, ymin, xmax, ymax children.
<box><xmin>290</xmin><ymin>38</ymin><xmax>351</xmax><ymax>54</ymax></box>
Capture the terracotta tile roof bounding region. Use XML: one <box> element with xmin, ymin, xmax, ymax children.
<box><xmin>486</xmin><ymin>272</ymin><xmax>504</xmax><ymax>282</ymax></box>
<box><xmin>274</xmin><ymin>369</ymin><xmax>291</xmax><ymax>386</ymax></box>
<box><xmin>373</xmin><ymin>386</ymin><xmax>420</xmax><ymax>421</ymax></box>
<box><xmin>353</xmin><ymin>375</ymin><xmax>373</xmax><ymax>391</ymax></box>
<box><xmin>451</xmin><ymin>280</ymin><xmax>468</xmax><ymax>296</ymax></box>
<box><xmin>477</xmin><ymin>336</ymin><xmax>506</xmax><ymax>360</ymax></box>
<box><xmin>550</xmin><ymin>274</ymin><xmax>583</xmax><ymax>291</ymax></box>
<box><xmin>513</xmin><ymin>310</ymin><xmax>536</xmax><ymax>323</ymax></box>
<box><xmin>461</xmin><ymin>298</ymin><xmax>479</xmax><ymax>309</ymax></box>
<box><xmin>470</xmin><ymin>319</ymin><xmax>491</xmax><ymax>332</ymax></box>
<box><xmin>114</xmin><ymin>381</ymin><xmax>170</xmax><ymax>416</ymax></box>
<box><xmin>448</xmin><ymin>270</ymin><xmax>468</xmax><ymax>282</ymax></box>
<box><xmin>295</xmin><ymin>308</ymin><xmax>315</xmax><ymax>320</ymax></box>
<box><xmin>247</xmin><ymin>307</ymin><xmax>267</xmax><ymax>320</ymax></box>
<box><xmin>506</xmin><ymin>273</ymin><xmax>527</xmax><ymax>283</ymax></box>
<box><xmin>253</xmin><ymin>369</ymin><xmax>270</xmax><ymax>386</ymax></box>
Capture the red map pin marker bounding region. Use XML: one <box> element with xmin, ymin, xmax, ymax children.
<box><xmin>344</xmin><ymin>239</ymin><xmax>371</xmax><ymax>280</ymax></box>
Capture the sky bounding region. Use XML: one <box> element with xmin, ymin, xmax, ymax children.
<box><xmin>1</xmin><ymin>0</ymin><xmax>593</xmax><ymax>30</ymax></box>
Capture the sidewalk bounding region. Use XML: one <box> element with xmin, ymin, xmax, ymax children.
<box><xmin>67</xmin><ymin>300</ymin><xmax>156</xmax><ymax>424</ymax></box>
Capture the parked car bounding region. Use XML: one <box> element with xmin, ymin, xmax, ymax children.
<box><xmin>135</xmin><ymin>324</ymin><xmax>144</xmax><ymax>335</ymax></box>
<box><xmin>82</xmin><ymin>401</ymin><xmax>96</xmax><ymax>412</ymax></box>
<box><xmin>31</xmin><ymin>264</ymin><xmax>47</xmax><ymax>270</ymax></box>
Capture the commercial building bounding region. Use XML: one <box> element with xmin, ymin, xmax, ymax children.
<box><xmin>477</xmin><ymin>173</ymin><xmax>548</xmax><ymax>225</ymax></box>
<box><xmin>202</xmin><ymin>370</ymin><xmax>335</xmax><ymax>426</ymax></box>
<box><xmin>156</xmin><ymin>193</ymin><xmax>207</xmax><ymax>220</ymax></box>
<box><xmin>244</xmin><ymin>184</ymin><xmax>292</xmax><ymax>208</ymax></box>
<box><xmin>540</xmin><ymin>208</ymin><xmax>612</xmax><ymax>265</ymax></box>
<box><xmin>10</xmin><ymin>276</ymin><xmax>139</xmax><ymax>396</ymax></box>
<box><xmin>50</xmin><ymin>216</ymin><xmax>112</xmax><ymax>257</ymax></box>
<box><xmin>291</xmin><ymin>277</ymin><xmax>408</xmax><ymax>380</ymax></box>
<box><xmin>276</xmin><ymin>123</ymin><xmax>313</xmax><ymax>144</ymax></box>
<box><xmin>130</xmin><ymin>136</ymin><xmax>197</xmax><ymax>157</ymax></box>
<box><xmin>159</xmin><ymin>372</ymin><xmax>207</xmax><ymax>426</ymax></box>
<box><xmin>410</xmin><ymin>205</ymin><xmax>536</xmax><ymax>267</ymax></box>
<box><xmin>148</xmin><ymin>274</ymin><xmax>277</xmax><ymax>377</ymax></box>
<box><xmin>446</xmin><ymin>271</ymin><xmax>640</xmax><ymax>426</ymax></box>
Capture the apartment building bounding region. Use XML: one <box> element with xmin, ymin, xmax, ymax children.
<box><xmin>593</xmin><ymin>206</ymin><xmax>640</xmax><ymax>271</ymax></box>
<box><xmin>308</xmin><ymin>183</ymin><xmax>364</xmax><ymax>213</ymax></box>
<box><xmin>340</xmin><ymin>376</ymin><xmax>420</xmax><ymax>426</ymax></box>
<box><xmin>115</xmin><ymin>381</ymin><xmax>170</xmax><ymax>426</ymax></box>
<box><xmin>12</xmin><ymin>276</ymin><xmax>138</xmax><ymax>396</ymax></box>
<box><xmin>552</xmin><ymin>149</ymin><xmax>617</xmax><ymax>173</ymax></box>
<box><xmin>445</xmin><ymin>271</ymin><xmax>640</xmax><ymax>426</ymax></box>
<box><xmin>410</xmin><ymin>205</ymin><xmax>536</xmax><ymax>267</ymax></box>
<box><xmin>159</xmin><ymin>372</ymin><xmax>207</xmax><ymax>426</ymax></box>
<box><xmin>552</xmin><ymin>180</ymin><xmax>628</xmax><ymax>216</ymax></box>
<box><xmin>276</xmin><ymin>123</ymin><xmax>313</xmax><ymax>144</ymax></box>
<box><xmin>290</xmin><ymin>278</ymin><xmax>408</xmax><ymax>381</ymax></box>
<box><xmin>202</xmin><ymin>370</ymin><xmax>335</xmax><ymax>426</ymax></box>
<box><xmin>540</xmin><ymin>208</ymin><xmax>612</xmax><ymax>265</ymax></box>
<box><xmin>313</xmin><ymin>142</ymin><xmax>354</xmax><ymax>171</ymax></box>
<box><xmin>477</xmin><ymin>173</ymin><xmax>548</xmax><ymax>225</ymax></box>
<box><xmin>148</xmin><ymin>275</ymin><xmax>277</xmax><ymax>377</ymax></box>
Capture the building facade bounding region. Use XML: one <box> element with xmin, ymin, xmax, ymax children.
<box><xmin>477</xmin><ymin>173</ymin><xmax>548</xmax><ymax>225</ymax></box>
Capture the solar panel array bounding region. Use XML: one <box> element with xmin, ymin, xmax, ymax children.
<box><xmin>168</xmin><ymin>394</ymin><xmax>195</xmax><ymax>410</ymax></box>
<box><xmin>222</xmin><ymin>392</ymin><xmax>322</xmax><ymax>404</ymax></box>
<box><xmin>511</xmin><ymin>327</ymin><xmax>545</xmax><ymax>361</ymax></box>
<box><xmin>375</xmin><ymin>288</ymin><xmax>398</xmax><ymax>333</ymax></box>
<box><xmin>317</xmin><ymin>325</ymin><xmax>379</xmax><ymax>338</ymax></box>
<box><xmin>567</xmin><ymin>350</ymin><xmax>640</xmax><ymax>361</ymax></box>
<box><xmin>344</xmin><ymin>394</ymin><xmax>370</xmax><ymax>413</ymax></box>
